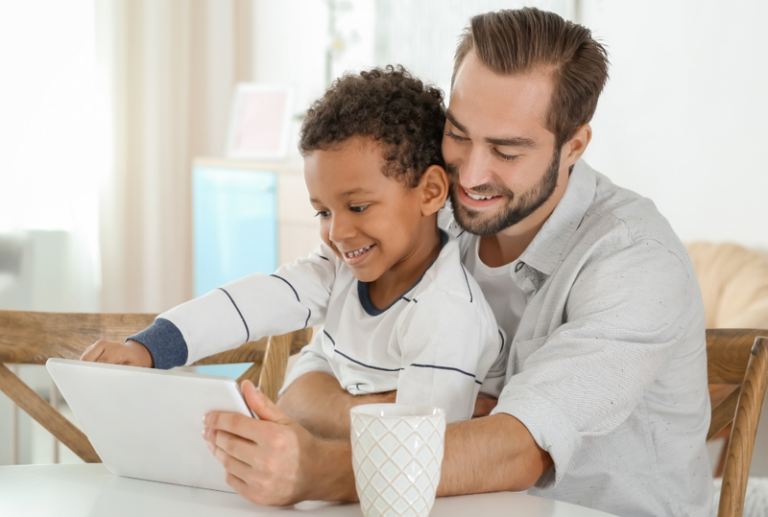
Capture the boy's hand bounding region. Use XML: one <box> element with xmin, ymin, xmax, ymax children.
<box><xmin>79</xmin><ymin>339</ymin><xmax>154</xmax><ymax>367</ymax></box>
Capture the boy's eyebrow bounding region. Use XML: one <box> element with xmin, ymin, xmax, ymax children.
<box><xmin>446</xmin><ymin>109</ymin><xmax>539</xmax><ymax>149</ymax></box>
<box><xmin>341</xmin><ymin>188</ymin><xmax>374</xmax><ymax>197</ymax></box>
<box><xmin>309</xmin><ymin>188</ymin><xmax>374</xmax><ymax>204</ymax></box>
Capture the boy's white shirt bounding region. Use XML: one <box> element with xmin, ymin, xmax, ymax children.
<box><xmin>159</xmin><ymin>232</ymin><xmax>506</xmax><ymax>423</ymax></box>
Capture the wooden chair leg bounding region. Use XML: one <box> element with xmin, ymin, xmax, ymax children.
<box><xmin>0</xmin><ymin>364</ymin><xmax>101</xmax><ymax>463</ymax></box>
<box><xmin>236</xmin><ymin>362</ymin><xmax>262</xmax><ymax>387</ymax></box>
<box><xmin>718</xmin><ymin>337</ymin><xmax>768</xmax><ymax>517</ymax></box>
<box><xmin>258</xmin><ymin>332</ymin><xmax>293</xmax><ymax>403</ymax></box>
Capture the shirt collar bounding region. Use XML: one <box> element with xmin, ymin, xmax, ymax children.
<box><xmin>517</xmin><ymin>159</ymin><xmax>597</xmax><ymax>277</ymax></box>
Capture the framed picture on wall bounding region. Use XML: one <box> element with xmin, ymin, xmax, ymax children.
<box><xmin>225</xmin><ymin>84</ymin><xmax>295</xmax><ymax>160</ymax></box>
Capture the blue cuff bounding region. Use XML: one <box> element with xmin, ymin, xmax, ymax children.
<box><xmin>127</xmin><ymin>318</ymin><xmax>188</xmax><ymax>370</ymax></box>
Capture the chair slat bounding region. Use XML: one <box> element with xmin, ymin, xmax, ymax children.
<box><xmin>258</xmin><ymin>332</ymin><xmax>294</xmax><ymax>403</ymax></box>
<box><xmin>707</xmin><ymin>329</ymin><xmax>766</xmax><ymax>384</ymax></box>
<box><xmin>190</xmin><ymin>337</ymin><xmax>269</xmax><ymax>366</ymax></box>
<box><xmin>708</xmin><ymin>387</ymin><xmax>741</xmax><ymax>441</ymax></box>
<box><xmin>236</xmin><ymin>362</ymin><xmax>263</xmax><ymax>386</ymax></box>
<box><xmin>0</xmin><ymin>363</ymin><xmax>100</xmax><ymax>463</ymax></box>
<box><xmin>0</xmin><ymin>311</ymin><xmax>156</xmax><ymax>364</ymax></box>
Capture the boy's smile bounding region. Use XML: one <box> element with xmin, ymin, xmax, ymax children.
<box><xmin>304</xmin><ymin>136</ymin><xmax>445</xmax><ymax>308</ymax></box>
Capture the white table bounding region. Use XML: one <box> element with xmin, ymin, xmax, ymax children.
<box><xmin>0</xmin><ymin>464</ymin><xmax>618</xmax><ymax>517</ymax></box>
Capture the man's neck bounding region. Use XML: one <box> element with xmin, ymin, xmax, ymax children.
<box><xmin>478</xmin><ymin>170</ymin><xmax>571</xmax><ymax>268</ymax></box>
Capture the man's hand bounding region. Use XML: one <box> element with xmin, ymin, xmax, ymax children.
<box><xmin>203</xmin><ymin>380</ymin><xmax>357</xmax><ymax>505</ymax></box>
<box><xmin>79</xmin><ymin>339</ymin><xmax>154</xmax><ymax>367</ymax></box>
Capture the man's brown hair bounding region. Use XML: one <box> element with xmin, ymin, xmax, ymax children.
<box><xmin>453</xmin><ymin>7</ymin><xmax>609</xmax><ymax>148</ymax></box>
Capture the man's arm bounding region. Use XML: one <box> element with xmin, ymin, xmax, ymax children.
<box><xmin>277</xmin><ymin>371</ymin><xmax>395</xmax><ymax>441</ymax></box>
<box><xmin>205</xmin><ymin>381</ymin><xmax>550</xmax><ymax>505</ymax></box>
<box><xmin>439</xmin><ymin>413</ymin><xmax>552</xmax><ymax>495</ymax></box>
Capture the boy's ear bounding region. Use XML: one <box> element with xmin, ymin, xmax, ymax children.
<box><xmin>419</xmin><ymin>165</ymin><xmax>449</xmax><ymax>216</ymax></box>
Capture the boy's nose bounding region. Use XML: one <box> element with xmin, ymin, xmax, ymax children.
<box><xmin>328</xmin><ymin>214</ymin><xmax>356</xmax><ymax>244</ymax></box>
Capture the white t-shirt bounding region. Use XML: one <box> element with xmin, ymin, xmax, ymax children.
<box><xmin>459</xmin><ymin>234</ymin><xmax>526</xmax><ymax>347</ymax></box>
<box><xmin>279</xmin><ymin>232</ymin><xmax>507</xmax><ymax>423</ymax></box>
<box><xmin>137</xmin><ymin>231</ymin><xmax>507</xmax><ymax>424</ymax></box>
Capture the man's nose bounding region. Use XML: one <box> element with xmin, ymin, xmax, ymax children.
<box><xmin>328</xmin><ymin>212</ymin><xmax>356</xmax><ymax>244</ymax></box>
<box><xmin>460</xmin><ymin>147</ymin><xmax>495</xmax><ymax>189</ymax></box>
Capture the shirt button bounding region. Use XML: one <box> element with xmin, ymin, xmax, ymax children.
<box><xmin>515</xmin><ymin>262</ymin><xmax>525</xmax><ymax>272</ymax></box>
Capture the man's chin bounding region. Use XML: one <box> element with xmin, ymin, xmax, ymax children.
<box><xmin>452</xmin><ymin>203</ymin><xmax>507</xmax><ymax>237</ymax></box>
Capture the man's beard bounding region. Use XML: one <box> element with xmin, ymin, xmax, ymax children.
<box><xmin>447</xmin><ymin>148</ymin><xmax>561</xmax><ymax>237</ymax></box>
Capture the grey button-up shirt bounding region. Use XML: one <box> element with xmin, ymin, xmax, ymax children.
<box><xmin>448</xmin><ymin>160</ymin><xmax>712</xmax><ymax>517</ymax></box>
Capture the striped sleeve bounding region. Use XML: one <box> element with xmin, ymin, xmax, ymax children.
<box><xmin>133</xmin><ymin>244</ymin><xmax>338</xmax><ymax>367</ymax></box>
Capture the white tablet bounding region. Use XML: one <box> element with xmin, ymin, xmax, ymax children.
<box><xmin>46</xmin><ymin>358</ymin><xmax>254</xmax><ymax>492</ymax></box>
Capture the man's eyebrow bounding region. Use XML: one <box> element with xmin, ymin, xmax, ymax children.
<box><xmin>445</xmin><ymin>110</ymin><xmax>468</xmax><ymax>134</ymax></box>
<box><xmin>447</xmin><ymin>110</ymin><xmax>538</xmax><ymax>149</ymax></box>
<box><xmin>485</xmin><ymin>136</ymin><xmax>539</xmax><ymax>149</ymax></box>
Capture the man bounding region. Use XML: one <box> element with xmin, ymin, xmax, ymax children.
<box><xmin>203</xmin><ymin>8</ymin><xmax>712</xmax><ymax>516</ymax></box>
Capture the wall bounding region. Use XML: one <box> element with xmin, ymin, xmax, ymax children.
<box><xmin>253</xmin><ymin>1</ymin><xmax>768</xmax><ymax>250</ymax></box>
<box><xmin>581</xmin><ymin>0</ymin><xmax>768</xmax><ymax>250</ymax></box>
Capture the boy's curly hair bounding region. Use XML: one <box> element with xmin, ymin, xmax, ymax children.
<box><xmin>299</xmin><ymin>65</ymin><xmax>446</xmax><ymax>188</ymax></box>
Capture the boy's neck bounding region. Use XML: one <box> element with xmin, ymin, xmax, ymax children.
<box><xmin>368</xmin><ymin>221</ymin><xmax>442</xmax><ymax>310</ymax></box>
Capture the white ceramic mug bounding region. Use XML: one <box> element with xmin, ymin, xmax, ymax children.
<box><xmin>350</xmin><ymin>404</ymin><xmax>446</xmax><ymax>517</ymax></box>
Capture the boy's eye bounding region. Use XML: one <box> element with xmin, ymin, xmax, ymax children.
<box><xmin>314</xmin><ymin>210</ymin><xmax>330</xmax><ymax>218</ymax></box>
<box><xmin>350</xmin><ymin>205</ymin><xmax>369</xmax><ymax>213</ymax></box>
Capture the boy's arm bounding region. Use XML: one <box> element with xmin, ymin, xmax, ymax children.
<box><xmin>119</xmin><ymin>245</ymin><xmax>338</xmax><ymax>369</ymax></box>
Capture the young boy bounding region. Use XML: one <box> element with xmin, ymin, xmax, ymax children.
<box><xmin>82</xmin><ymin>66</ymin><xmax>507</xmax><ymax>424</ymax></box>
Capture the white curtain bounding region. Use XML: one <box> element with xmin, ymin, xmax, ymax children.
<box><xmin>96</xmin><ymin>0</ymin><xmax>254</xmax><ymax>313</ymax></box>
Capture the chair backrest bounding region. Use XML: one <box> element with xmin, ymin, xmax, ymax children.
<box><xmin>706</xmin><ymin>329</ymin><xmax>768</xmax><ymax>517</ymax></box>
<box><xmin>0</xmin><ymin>310</ymin><xmax>312</xmax><ymax>464</ymax></box>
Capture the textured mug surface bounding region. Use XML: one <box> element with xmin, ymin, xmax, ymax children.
<box><xmin>350</xmin><ymin>404</ymin><xmax>446</xmax><ymax>517</ymax></box>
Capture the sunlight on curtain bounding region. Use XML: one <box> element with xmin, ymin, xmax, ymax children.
<box><xmin>0</xmin><ymin>0</ymin><xmax>103</xmax><ymax>311</ymax></box>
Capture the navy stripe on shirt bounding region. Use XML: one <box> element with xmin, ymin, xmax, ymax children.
<box><xmin>218</xmin><ymin>288</ymin><xmax>250</xmax><ymax>343</ymax></box>
<box><xmin>333</xmin><ymin>349</ymin><xmax>404</xmax><ymax>372</ymax></box>
<box><xmin>271</xmin><ymin>274</ymin><xmax>300</xmax><ymax>301</ymax></box>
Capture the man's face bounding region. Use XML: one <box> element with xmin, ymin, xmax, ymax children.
<box><xmin>442</xmin><ymin>50</ymin><xmax>566</xmax><ymax>236</ymax></box>
<box><xmin>303</xmin><ymin>137</ymin><xmax>426</xmax><ymax>283</ymax></box>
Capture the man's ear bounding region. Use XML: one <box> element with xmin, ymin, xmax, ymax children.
<box><xmin>562</xmin><ymin>124</ymin><xmax>592</xmax><ymax>169</ymax></box>
<box><xmin>419</xmin><ymin>165</ymin><xmax>449</xmax><ymax>216</ymax></box>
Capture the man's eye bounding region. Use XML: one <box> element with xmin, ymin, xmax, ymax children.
<box><xmin>314</xmin><ymin>211</ymin><xmax>330</xmax><ymax>218</ymax></box>
<box><xmin>494</xmin><ymin>149</ymin><xmax>519</xmax><ymax>162</ymax></box>
<box><xmin>446</xmin><ymin>132</ymin><xmax>468</xmax><ymax>142</ymax></box>
<box><xmin>350</xmin><ymin>205</ymin><xmax>369</xmax><ymax>213</ymax></box>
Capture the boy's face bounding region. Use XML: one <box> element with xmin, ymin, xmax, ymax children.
<box><xmin>304</xmin><ymin>137</ymin><xmax>428</xmax><ymax>283</ymax></box>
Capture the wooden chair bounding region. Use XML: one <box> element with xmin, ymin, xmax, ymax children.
<box><xmin>0</xmin><ymin>310</ymin><xmax>312</xmax><ymax>464</ymax></box>
<box><xmin>706</xmin><ymin>329</ymin><xmax>768</xmax><ymax>517</ymax></box>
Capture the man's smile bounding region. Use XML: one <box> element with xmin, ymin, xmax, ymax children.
<box><xmin>457</xmin><ymin>185</ymin><xmax>504</xmax><ymax>210</ymax></box>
